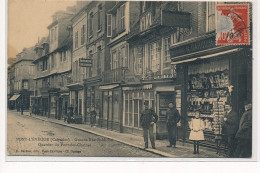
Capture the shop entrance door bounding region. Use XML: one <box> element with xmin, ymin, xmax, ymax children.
<box><xmin>157</xmin><ymin>92</ymin><xmax>175</xmax><ymax>139</ymax></box>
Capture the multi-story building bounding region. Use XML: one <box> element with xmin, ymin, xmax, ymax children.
<box><xmin>120</xmin><ymin>1</ymin><xmax>190</xmax><ymax>138</ymax></box>
<box><xmin>169</xmin><ymin>2</ymin><xmax>252</xmax><ymax>146</ymax></box>
<box><xmin>33</xmin><ymin>11</ymin><xmax>73</xmax><ymax>119</ymax></box>
<box><xmin>99</xmin><ymin>1</ymin><xmax>140</xmax><ymax>131</ymax></box>
<box><xmin>8</xmin><ymin>47</ymin><xmax>36</xmax><ymax>111</ymax></box>
<box><xmin>83</xmin><ymin>1</ymin><xmax>116</xmax><ymax>125</ymax></box>
<box><xmin>69</xmin><ymin>3</ymin><xmax>92</xmax><ymax>122</ymax></box>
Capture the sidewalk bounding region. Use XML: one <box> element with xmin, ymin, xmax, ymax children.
<box><xmin>20</xmin><ymin>111</ymin><xmax>224</xmax><ymax>158</ymax></box>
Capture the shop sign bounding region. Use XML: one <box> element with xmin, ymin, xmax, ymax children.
<box><xmin>171</xmin><ymin>34</ymin><xmax>216</xmax><ymax>58</ymax></box>
<box><xmin>79</xmin><ymin>58</ymin><xmax>92</xmax><ymax>67</ymax></box>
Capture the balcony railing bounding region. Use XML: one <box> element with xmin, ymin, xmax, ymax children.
<box><xmin>102</xmin><ymin>67</ymin><xmax>127</xmax><ymax>84</ymax></box>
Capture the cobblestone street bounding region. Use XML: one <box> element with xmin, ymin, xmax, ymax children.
<box><xmin>7</xmin><ymin>110</ymin><xmax>160</xmax><ymax>157</ymax></box>
<box><xmin>7</xmin><ymin>110</ymin><xmax>224</xmax><ymax>158</ymax></box>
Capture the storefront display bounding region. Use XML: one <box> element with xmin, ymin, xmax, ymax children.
<box><xmin>186</xmin><ymin>59</ymin><xmax>231</xmax><ymax>136</ymax></box>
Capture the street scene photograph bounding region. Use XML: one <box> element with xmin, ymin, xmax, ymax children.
<box><xmin>7</xmin><ymin>0</ymin><xmax>253</xmax><ymax>158</ymax></box>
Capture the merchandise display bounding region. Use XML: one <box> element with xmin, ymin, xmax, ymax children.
<box><xmin>187</xmin><ymin>60</ymin><xmax>231</xmax><ymax>135</ymax></box>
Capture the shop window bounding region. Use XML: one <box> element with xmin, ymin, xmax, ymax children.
<box><xmin>79</xmin><ymin>99</ymin><xmax>82</xmax><ymax>115</ymax></box>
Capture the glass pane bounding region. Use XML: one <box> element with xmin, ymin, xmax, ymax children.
<box><xmin>150</xmin><ymin>91</ymin><xmax>154</xmax><ymax>99</ymax></box>
<box><xmin>144</xmin><ymin>92</ymin><xmax>149</xmax><ymax>99</ymax></box>
<box><xmin>125</xmin><ymin>100</ymin><xmax>128</xmax><ymax>125</ymax></box>
<box><xmin>129</xmin><ymin>100</ymin><xmax>132</xmax><ymax>126</ymax></box>
<box><xmin>139</xmin><ymin>100</ymin><xmax>143</xmax><ymax>128</ymax></box>
<box><xmin>134</xmin><ymin>113</ymin><xmax>138</xmax><ymax>127</ymax></box>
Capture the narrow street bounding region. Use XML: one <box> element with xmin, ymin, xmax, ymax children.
<box><xmin>7</xmin><ymin>110</ymin><xmax>160</xmax><ymax>157</ymax></box>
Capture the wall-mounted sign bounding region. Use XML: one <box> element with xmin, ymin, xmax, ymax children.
<box><xmin>79</xmin><ymin>58</ymin><xmax>92</xmax><ymax>67</ymax></box>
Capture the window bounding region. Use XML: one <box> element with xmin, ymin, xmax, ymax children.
<box><xmin>79</xmin><ymin>99</ymin><xmax>82</xmax><ymax>115</ymax></box>
<box><xmin>54</xmin><ymin>27</ymin><xmax>57</xmax><ymax>41</ymax></box>
<box><xmin>81</xmin><ymin>25</ymin><xmax>86</xmax><ymax>45</ymax></box>
<box><xmin>60</xmin><ymin>52</ymin><xmax>62</xmax><ymax>62</ymax></box>
<box><xmin>134</xmin><ymin>47</ymin><xmax>143</xmax><ymax>75</ymax></box>
<box><xmin>107</xmin><ymin>14</ymin><xmax>112</xmax><ymax>37</ymax></box>
<box><xmin>150</xmin><ymin>42</ymin><xmax>160</xmax><ymax>73</ymax></box>
<box><xmin>164</xmin><ymin>37</ymin><xmax>171</xmax><ymax>63</ymax></box>
<box><xmin>51</xmin><ymin>54</ymin><xmax>55</xmax><ymax>68</ymax></box>
<box><xmin>98</xmin><ymin>5</ymin><xmax>102</xmax><ymax>30</ymax></box>
<box><xmin>97</xmin><ymin>46</ymin><xmax>101</xmax><ymax>75</ymax></box>
<box><xmin>89</xmin><ymin>12</ymin><xmax>93</xmax><ymax>36</ymax></box>
<box><xmin>23</xmin><ymin>80</ymin><xmax>29</xmax><ymax>90</ymax></box>
<box><xmin>120</xmin><ymin>4</ymin><xmax>125</xmax><ymax>31</ymax></box>
<box><xmin>121</xmin><ymin>46</ymin><xmax>128</xmax><ymax>67</ymax></box>
<box><xmin>75</xmin><ymin>31</ymin><xmax>78</xmax><ymax>49</ymax></box>
<box><xmin>207</xmin><ymin>2</ymin><xmax>216</xmax><ymax>32</ymax></box>
<box><xmin>140</xmin><ymin>12</ymin><xmax>152</xmax><ymax>31</ymax></box>
<box><xmin>112</xmin><ymin>51</ymin><xmax>118</xmax><ymax>69</ymax></box>
<box><xmin>42</xmin><ymin>58</ymin><xmax>48</xmax><ymax>71</ymax></box>
<box><xmin>63</xmin><ymin>50</ymin><xmax>67</xmax><ymax>61</ymax></box>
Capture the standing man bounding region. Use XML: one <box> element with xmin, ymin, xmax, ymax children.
<box><xmin>140</xmin><ymin>101</ymin><xmax>158</xmax><ymax>149</ymax></box>
<box><xmin>166</xmin><ymin>103</ymin><xmax>180</xmax><ymax>148</ymax></box>
<box><xmin>234</xmin><ymin>101</ymin><xmax>252</xmax><ymax>158</ymax></box>
<box><xmin>222</xmin><ymin>104</ymin><xmax>239</xmax><ymax>157</ymax></box>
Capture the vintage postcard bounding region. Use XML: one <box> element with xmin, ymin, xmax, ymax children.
<box><xmin>6</xmin><ymin>0</ymin><xmax>254</xmax><ymax>161</ymax></box>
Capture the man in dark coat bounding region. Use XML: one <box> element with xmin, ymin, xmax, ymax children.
<box><xmin>234</xmin><ymin>102</ymin><xmax>252</xmax><ymax>158</ymax></box>
<box><xmin>166</xmin><ymin>103</ymin><xmax>180</xmax><ymax>148</ymax></box>
<box><xmin>222</xmin><ymin>105</ymin><xmax>239</xmax><ymax>157</ymax></box>
<box><xmin>140</xmin><ymin>101</ymin><xmax>158</xmax><ymax>149</ymax></box>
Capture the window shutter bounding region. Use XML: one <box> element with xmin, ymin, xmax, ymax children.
<box><xmin>107</xmin><ymin>14</ymin><xmax>112</xmax><ymax>37</ymax></box>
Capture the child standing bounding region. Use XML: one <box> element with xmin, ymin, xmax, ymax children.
<box><xmin>189</xmin><ymin>111</ymin><xmax>205</xmax><ymax>154</ymax></box>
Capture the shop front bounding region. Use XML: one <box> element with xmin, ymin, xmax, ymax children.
<box><xmin>170</xmin><ymin>32</ymin><xmax>252</xmax><ymax>148</ymax></box>
<box><xmin>121</xmin><ymin>83</ymin><xmax>180</xmax><ymax>139</ymax></box>
<box><xmin>67</xmin><ymin>83</ymin><xmax>84</xmax><ymax>123</ymax></box>
<box><xmin>84</xmin><ymin>77</ymin><xmax>102</xmax><ymax>125</ymax></box>
<box><xmin>99</xmin><ymin>84</ymin><xmax>122</xmax><ymax>132</ymax></box>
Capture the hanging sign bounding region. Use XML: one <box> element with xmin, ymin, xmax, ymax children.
<box><xmin>79</xmin><ymin>58</ymin><xmax>93</xmax><ymax>67</ymax></box>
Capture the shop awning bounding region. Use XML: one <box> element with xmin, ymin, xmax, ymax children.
<box><xmin>99</xmin><ymin>84</ymin><xmax>119</xmax><ymax>90</ymax></box>
<box><xmin>9</xmin><ymin>94</ymin><xmax>20</xmax><ymax>101</ymax></box>
<box><xmin>171</xmin><ymin>48</ymin><xmax>241</xmax><ymax>65</ymax></box>
<box><xmin>60</xmin><ymin>93</ymin><xmax>69</xmax><ymax>96</ymax></box>
<box><xmin>122</xmin><ymin>84</ymin><xmax>153</xmax><ymax>91</ymax></box>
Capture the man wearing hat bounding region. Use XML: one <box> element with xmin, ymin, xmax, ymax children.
<box><xmin>166</xmin><ymin>102</ymin><xmax>180</xmax><ymax>148</ymax></box>
<box><xmin>234</xmin><ymin>101</ymin><xmax>252</xmax><ymax>158</ymax></box>
<box><xmin>140</xmin><ymin>101</ymin><xmax>158</xmax><ymax>149</ymax></box>
<box><xmin>222</xmin><ymin>103</ymin><xmax>239</xmax><ymax>157</ymax></box>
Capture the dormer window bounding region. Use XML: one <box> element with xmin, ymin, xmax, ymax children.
<box><xmin>140</xmin><ymin>12</ymin><xmax>152</xmax><ymax>32</ymax></box>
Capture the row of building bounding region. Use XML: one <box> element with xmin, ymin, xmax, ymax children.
<box><xmin>8</xmin><ymin>1</ymin><xmax>252</xmax><ymax>146</ymax></box>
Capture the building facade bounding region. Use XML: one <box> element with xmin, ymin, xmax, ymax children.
<box><xmin>169</xmin><ymin>1</ymin><xmax>252</xmax><ymax>147</ymax></box>
<box><xmin>9</xmin><ymin>48</ymin><xmax>36</xmax><ymax>111</ymax></box>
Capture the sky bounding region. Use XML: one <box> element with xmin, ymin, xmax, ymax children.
<box><xmin>8</xmin><ymin>0</ymin><xmax>78</xmax><ymax>58</ymax></box>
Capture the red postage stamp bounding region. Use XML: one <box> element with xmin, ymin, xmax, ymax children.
<box><xmin>216</xmin><ymin>4</ymin><xmax>250</xmax><ymax>45</ymax></box>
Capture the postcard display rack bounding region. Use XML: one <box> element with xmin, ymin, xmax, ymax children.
<box><xmin>187</xmin><ymin>59</ymin><xmax>230</xmax><ymax>136</ymax></box>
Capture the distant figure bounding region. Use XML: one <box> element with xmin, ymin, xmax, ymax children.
<box><xmin>189</xmin><ymin>111</ymin><xmax>205</xmax><ymax>154</ymax></box>
<box><xmin>90</xmin><ymin>105</ymin><xmax>97</xmax><ymax>127</ymax></box>
<box><xmin>234</xmin><ymin>101</ymin><xmax>252</xmax><ymax>158</ymax></box>
<box><xmin>67</xmin><ymin>107</ymin><xmax>73</xmax><ymax>124</ymax></box>
<box><xmin>166</xmin><ymin>103</ymin><xmax>180</xmax><ymax>148</ymax></box>
<box><xmin>20</xmin><ymin>102</ymin><xmax>24</xmax><ymax>115</ymax></box>
<box><xmin>222</xmin><ymin>104</ymin><xmax>239</xmax><ymax>157</ymax></box>
<box><xmin>140</xmin><ymin>101</ymin><xmax>158</xmax><ymax>149</ymax></box>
